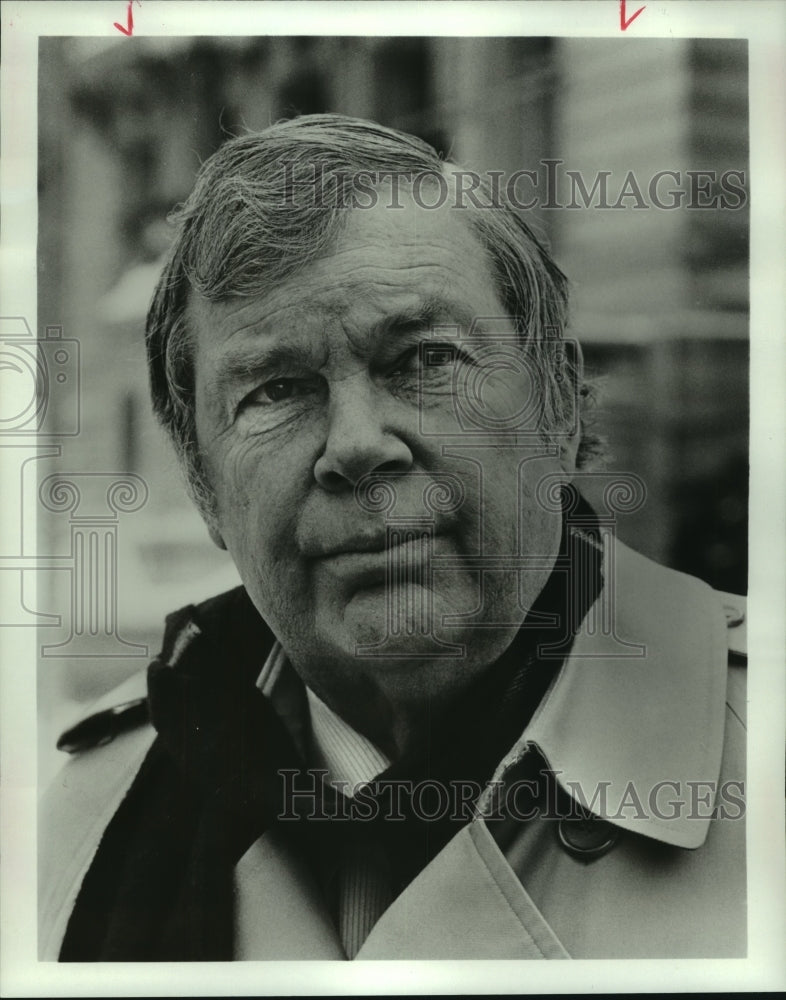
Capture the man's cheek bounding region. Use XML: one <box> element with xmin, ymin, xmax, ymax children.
<box><xmin>206</xmin><ymin>446</ymin><xmax>270</xmax><ymax>557</ymax></box>
<box><xmin>520</xmin><ymin>493</ymin><xmax>563</xmax><ymax>563</ymax></box>
<box><xmin>208</xmin><ymin>435</ymin><xmax>269</xmax><ymax>507</ymax></box>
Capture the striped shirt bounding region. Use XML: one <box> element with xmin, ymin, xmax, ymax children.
<box><xmin>251</xmin><ymin>642</ymin><xmax>393</xmax><ymax>957</ymax></box>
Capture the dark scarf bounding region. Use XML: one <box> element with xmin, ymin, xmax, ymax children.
<box><xmin>59</xmin><ymin>499</ymin><xmax>602</xmax><ymax>961</ymax></box>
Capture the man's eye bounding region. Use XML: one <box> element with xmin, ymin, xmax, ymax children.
<box><xmin>423</xmin><ymin>344</ymin><xmax>458</xmax><ymax>368</ymax></box>
<box><xmin>389</xmin><ymin>343</ymin><xmax>459</xmax><ymax>377</ymax></box>
<box><xmin>386</xmin><ymin>346</ymin><xmax>418</xmax><ymax>377</ymax></box>
<box><xmin>261</xmin><ymin>379</ymin><xmax>296</xmax><ymax>403</ymax></box>
<box><xmin>245</xmin><ymin>378</ymin><xmax>314</xmax><ymax>407</ymax></box>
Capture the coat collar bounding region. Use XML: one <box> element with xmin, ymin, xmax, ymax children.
<box><xmin>481</xmin><ymin>539</ymin><xmax>729</xmax><ymax>849</ymax></box>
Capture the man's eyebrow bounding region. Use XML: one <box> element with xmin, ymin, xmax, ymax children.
<box><xmin>210</xmin><ymin>342</ymin><xmax>317</xmax><ymax>396</ymax></box>
<box><xmin>374</xmin><ymin>297</ymin><xmax>476</xmax><ymax>338</ymax></box>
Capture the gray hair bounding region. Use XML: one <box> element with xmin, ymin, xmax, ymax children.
<box><xmin>145</xmin><ymin>114</ymin><xmax>599</xmax><ymax>520</ymax></box>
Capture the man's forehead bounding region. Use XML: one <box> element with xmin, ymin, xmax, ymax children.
<box><xmin>337</xmin><ymin>188</ymin><xmax>485</xmax><ymax>256</ymax></box>
<box><xmin>187</xmin><ymin>285</ymin><xmax>491</xmax><ymax>360</ymax></box>
<box><xmin>188</xmin><ymin>197</ymin><xmax>504</xmax><ymax>346</ymax></box>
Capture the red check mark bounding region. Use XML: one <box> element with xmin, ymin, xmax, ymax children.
<box><xmin>620</xmin><ymin>0</ymin><xmax>646</xmax><ymax>31</ymax></box>
<box><xmin>114</xmin><ymin>1</ymin><xmax>135</xmax><ymax>36</ymax></box>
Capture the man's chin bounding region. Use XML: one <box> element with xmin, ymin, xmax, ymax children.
<box><xmin>331</xmin><ymin>584</ymin><xmax>472</xmax><ymax>663</ymax></box>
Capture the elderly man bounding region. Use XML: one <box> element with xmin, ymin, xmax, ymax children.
<box><xmin>40</xmin><ymin>115</ymin><xmax>746</xmax><ymax>961</ymax></box>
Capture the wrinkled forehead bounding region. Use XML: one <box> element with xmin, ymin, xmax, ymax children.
<box><xmin>322</xmin><ymin>195</ymin><xmax>494</xmax><ymax>290</ymax></box>
<box><xmin>343</xmin><ymin>175</ymin><xmax>489</xmax><ymax>249</ymax></box>
<box><xmin>187</xmin><ymin>185</ymin><xmax>509</xmax><ymax>349</ymax></box>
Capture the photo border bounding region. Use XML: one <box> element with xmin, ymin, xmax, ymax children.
<box><xmin>1</xmin><ymin>1</ymin><xmax>784</xmax><ymax>995</ymax></box>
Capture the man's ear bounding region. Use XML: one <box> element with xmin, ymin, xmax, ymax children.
<box><xmin>558</xmin><ymin>426</ymin><xmax>580</xmax><ymax>475</ymax></box>
<box><xmin>557</xmin><ymin>339</ymin><xmax>583</xmax><ymax>474</ymax></box>
<box><xmin>190</xmin><ymin>459</ymin><xmax>226</xmax><ymax>549</ymax></box>
<box><xmin>206</xmin><ymin>520</ymin><xmax>227</xmax><ymax>550</ymax></box>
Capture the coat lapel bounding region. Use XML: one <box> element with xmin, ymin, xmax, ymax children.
<box><xmin>355</xmin><ymin>820</ymin><xmax>569</xmax><ymax>960</ymax></box>
<box><xmin>234</xmin><ymin>829</ymin><xmax>346</xmax><ymax>960</ymax></box>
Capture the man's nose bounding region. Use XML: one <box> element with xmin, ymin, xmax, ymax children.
<box><xmin>313</xmin><ymin>378</ymin><xmax>414</xmax><ymax>491</ymax></box>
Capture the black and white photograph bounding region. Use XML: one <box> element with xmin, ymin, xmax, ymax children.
<box><xmin>1</xmin><ymin>1</ymin><xmax>784</xmax><ymax>995</ymax></box>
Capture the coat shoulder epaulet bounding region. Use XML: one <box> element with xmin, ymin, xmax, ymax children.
<box><xmin>715</xmin><ymin>589</ymin><xmax>746</xmax><ymax>731</ymax></box>
<box><xmin>716</xmin><ymin>589</ymin><xmax>747</xmax><ymax>664</ymax></box>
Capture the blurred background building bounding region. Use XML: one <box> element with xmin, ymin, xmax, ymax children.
<box><xmin>35</xmin><ymin>36</ymin><xmax>749</xmax><ymax>775</ymax></box>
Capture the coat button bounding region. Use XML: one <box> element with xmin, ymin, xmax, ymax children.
<box><xmin>557</xmin><ymin>815</ymin><xmax>619</xmax><ymax>860</ymax></box>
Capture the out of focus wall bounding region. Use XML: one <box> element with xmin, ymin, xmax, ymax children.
<box><xmin>35</xmin><ymin>36</ymin><xmax>748</xmax><ymax>773</ymax></box>
<box><xmin>554</xmin><ymin>38</ymin><xmax>748</xmax><ymax>580</ymax></box>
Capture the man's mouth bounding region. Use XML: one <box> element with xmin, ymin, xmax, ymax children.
<box><xmin>314</xmin><ymin>530</ymin><xmax>451</xmax><ymax>587</ymax></box>
<box><xmin>318</xmin><ymin>530</ymin><xmax>396</xmax><ymax>558</ymax></box>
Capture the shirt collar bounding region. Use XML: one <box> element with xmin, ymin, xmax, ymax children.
<box><xmin>256</xmin><ymin>647</ymin><xmax>391</xmax><ymax>791</ymax></box>
<box><xmin>306</xmin><ymin>687</ymin><xmax>391</xmax><ymax>790</ymax></box>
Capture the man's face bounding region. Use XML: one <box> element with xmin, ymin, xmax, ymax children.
<box><xmin>191</xmin><ymin>193</ymin><xmax>573</xmax><ymax>713</ymax></box>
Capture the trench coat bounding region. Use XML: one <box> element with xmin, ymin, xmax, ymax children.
<box><xmin>39</xmin><ymin>540</ymin><xmax>747</xmax><ymax>960</ymax></box>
